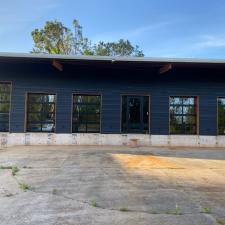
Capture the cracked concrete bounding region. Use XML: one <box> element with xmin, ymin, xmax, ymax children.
<box><xmin>0</xmin><ymin>145</ymin><xmax>225</xmax><ymax>225</ymax></box>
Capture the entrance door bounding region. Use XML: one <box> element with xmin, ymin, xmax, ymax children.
<box><xmin>122</xmin><ymin>96</ymin><xmax>149</xmax><ymax>133</ymax></box>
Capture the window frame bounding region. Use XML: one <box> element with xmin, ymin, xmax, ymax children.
<box><xmin>217</xmin><ymin>97</ymin><xmax>225</xmax><ymax>135</ymax></box>
<box><xmin>169</xmin><ymin>96</ymin><xmax>199</xmax><ymax>135</ymax></box>
<box><xmin>0</xmin><ymin>81</ymin><xmax>12</xmax><ymax>133</ymax></box>
<box><xmin>25</xmin><ymin>92</ymin><xmax>57</xmax><ymax>133</ymax></box>
<box><xmin>71</xmin><ymin>93</ymin><xmax>102</xmax><ymax>133</ymax></box>
<box><xmin>120</xmin><ymin>94</ymin><xmax>150</xmax><ymax>134</ymax></box>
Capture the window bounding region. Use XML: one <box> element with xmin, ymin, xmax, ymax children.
<box><xmin>169</xmin><ymin>97</ymin><xmax>198</xmax><ymax>134</ymax></box>
<box><xmin>26</xmin><ymin>94</ymin><xmax>56</xmax><ymax>132</ymax></box>
<box><xmin>0</xmin><ymin>82</ymin><xmax>11</xmax><ymax>132</ymax></box>
<box><xmin>218</xmin><ymin>98</ymin><xmax>225</xmax><ymax>135</ymax></box>
<box><xmin>121</xmin><ymin>95</ymin><xmax>149</xmax><ymax>134</ymax></box>
<box><xmin>72</xmin><ymin>95</ymin><xmax>101</xmax><ymax>133</ymax></box>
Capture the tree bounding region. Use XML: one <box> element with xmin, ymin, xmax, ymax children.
<box><xmin>31</xmin><ymin>19</ymin><xmax>88</xmax><ymax>55</ymax></box>
<box><xmin>92</xmin><ymin>39</ymin><xmax>144</xmax><ymax>57</ymax></box>
<box><xmin>31</xmin><ymin>20</ymin><xmax>144</xmax><ymax>57</ymax></box>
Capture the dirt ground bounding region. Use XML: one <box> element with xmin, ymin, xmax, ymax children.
<box><xmin>0</xmin><ymin>145</ymin><xmax>225</xmax><ymax>225</ymax></box>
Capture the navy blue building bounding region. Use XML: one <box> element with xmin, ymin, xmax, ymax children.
<box><xmin>0</xmin><ymin>53</ymin><xmax>225</xmax><ymax>147</ymax></box>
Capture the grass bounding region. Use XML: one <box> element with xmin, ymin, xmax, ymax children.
<box><xmin>217</xmin><ymin>219</ymin><xmax>225</xmax><ymax>225</ymax></box>
<box><xmin>166</xmin><ymin>204</ymin><xmax>183</xmax><ymax>215</ymax></box>
<box><xmin>19</xmin><ymin>183</ymin><xmax>31</xmax><ymax>192</ymax></box>
<box><xmin>91</xmin><ymin>201</ymin><xmax>98</xmax><ymax>207</ymax></box>
<box><xmin>119</xmin><ymin>207</ymin><xmax>129</xmax><ymax>212</ymax></box>
<box><xmin>0</xmin><ymin>165</ymin><xmax>20</xmax><ymax>176</ymax></box>
<box><xmin>11</xmin><ymin>166</ymin><xmax>19</xmax><ymax>176</ymax></box>
<box><xmin>201</xmin><ymin>207</ymin><xmax>211</xmax><ymax>214</ymax></box>
<box><xmin>0</xmin><ymin>165</ymin><xmax>13</xmax><ymax>170</ymax></box>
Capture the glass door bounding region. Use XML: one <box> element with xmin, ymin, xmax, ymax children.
<box><xmin>122</xmin><ymin>95</ymin><xmax>149</xmax><ymax>133</ymax></box>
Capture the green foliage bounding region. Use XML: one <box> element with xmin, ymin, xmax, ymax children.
<box><xmin>92</xmin><ymin>39</ymin><xmax>144</xmax><ymax>57</ymax></box>
<box><xmin>0</xmin><ymin>165</ymin><xmax>19</xmax><ymax>176</ymax></box>
<box><xmin>11</xmin><ymin>166</ymin><xmax>19</xmax><ymax>176</ymax></box>
<box><xmin>19</xmin><ymin>183</ymin><xmax>31</xmax><ymax>192</ymax></box>
<box><xmin>31</xmin><ymin>19</ymin><xmax>144</xmax><ymax>57</ymax></box>
<box><xmin>0</xmin><ymin>165</ymin><xmax>13</xmax><ymax>170</ymax></box>
<box><xmin>119</xmin><ymin>207</ymin><xmax>129</xmax><ymax>212</ymax></box>
<box><xmin>201</xmin><ymin>207</ymin><xmax>211</xmax><ymax>214</ymax></box>
<box><xmin>91</xmin><ymin>200</ymin><xmax>98</xmax><ymax>207</ymax></box>
<box><xmin>217</xmin><ymin>219</ymin><xmax>225</xmax><ymax>225</ymax></box>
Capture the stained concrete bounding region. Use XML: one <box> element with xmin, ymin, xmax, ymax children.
<box><xmin>2</xmin><ymin>133</ymin><xmax>225</xmax><ymax>148</ymax></box>
<box><xmin>0</xmin><ymin>146</ymin><xmax>225</xmax><ymax>225</ymax></box>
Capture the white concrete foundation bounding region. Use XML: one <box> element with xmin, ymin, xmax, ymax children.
<box><xmin>1</xmin><ymin>133</ymin><xmax>225</xmax><ymax>148</ymax></box>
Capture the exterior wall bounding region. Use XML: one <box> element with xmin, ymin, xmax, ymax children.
<box><xmin>0</xmin><ymin>62</ymin><xmax>225</xmax><ymax>147</ymax></box>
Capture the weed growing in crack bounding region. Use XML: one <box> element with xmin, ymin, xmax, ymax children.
<box><xmin>0</xmin><ymin>165</ymin><xmax>13</xmax><ymax>170</ymax></box>
<box><xmin>166</xmin><ymin>204</ymin><xmax>183</xmax><ymax>215</ymax></box>
<box><xmin>19</xmin><ymin>183</ymin><xmax>32</xmax><ymax>192</ymax></box>
<box><xmin>119</xmin><ymin>207</ymin><xmax>129</xmax><ymax>212</ymax></box>
<box><xmin>201</xmin><ymin>207</ymin><xmax>211</xmax><ymax>214</ymax></box>
<box><xmin>217</xmin><ymin>219</ymin><xmax>225</xmax><ymax>225</ymax></box>
<box><xmin>12</xmin><ymin>166</ymin><xmax>19</xmax><ymax>176</ymax></box>
<box><xmin>91</xmin><ymin>201</ymin><xmax>98</xmax><ymax>207</ymax></box>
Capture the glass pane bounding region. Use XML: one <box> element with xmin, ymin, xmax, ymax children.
<box><xmin>183</xmin><ymin>106</ymin><xmax>195</xmax><ymax>114</ymax></box>
<box><xmin>219</xmin><ymin>98</ymin><xmax>225</xmax><ymax>106</ymax></box>
<box><xmin>28</xmin><ymin>103</ymin><xmax>42</xmax><ymax>112</ymax></box>
<box><xmin>28</xmin><ymin>113</ymin><xmax>42</xmax><ymax>122</ymax></box>
<box><xmin>87</xmin><ymin>123</ymin><xmax>100</xmax><ymax>132</ymax></box>
<box><xmin>183</xmin><ymin>116</ymin><xmax>196</xmax><ymax>124</ymax></box>
<box><xmin>88</xmin><ymin>95</ymin><xmax>101</xmax><ymax>104</ymax></box>
<box><xmin>0</xmin><ymin>83</ymin><xmax>11</xmax><ymax>93</ymax></box>
<box><xmin>0</xmin><ymin>113</ymin><xmax>9</xmax><ymax>122</ymax></box>
<box><xmin>86</xmin><ymin>114</ymin><xmax>100</xmax><ymax>123</ymax></box>
<box><xmin>73</xmin><ymin>123</ymin><xmax>86</xmax><ymax>132</ymax></box>
<box><xmin>218</xmin><ymin>100</ymin><xmax>225</xmax><ymax>134</ymax></box>
<box><xmin>170</xmin><ymin>97</ymin><xmax>182</xmax><ymax>105</ymax></box>
<box><xmin>86</xmin><ymin>105</ymin><xmax>100</xmax><ymax>114</ymax></box>
<box><xmin>183</xmin><ymin>97</ymin><xmax>194</xmax><ymax>105</ymax></box>
<box><xmin>42</xmin><ymin>103</ymin><xmax>55</xmax><ymax>113</ymax></box>
<box><xmin>0</xmin><ymin>93</ymin><xmax>10</xmax><ymax>102</ymax></box>
<box><xmin>29</xmin><ymin>95</ymin><xmax>42</xmax><ymax>102</ymax></box>
<box><xmin>170</xmin><ymin>105</ymin><xmax>182</xmax><ymax>114</ymax></box>
<box><xmin>41</xmin><ymin>113</ymin><xmax>55</xmax><ymax>123</ymax></box>
<box><xmin>43</xmin><ymin>95</ymin><xmax>55</xmax><ymax>103</ymax></box>
<box><xmin>74</xmin><ymin>95</ymin><xmax>88</xmax><ymax>104</ymax></box>
<box><xmin>0</xmin><ymin>103</ymin><xmax>9</xmax><ymax>112</ymax></box>
<box><xmin>42</xmin><ymin>123</ymin><xmax>55</xmax><ymax>132</ymax></box>
<box><xmin>0</xmin><ymin>122</ymin><xmax>9</xmax><ymax>132</ymax></box>
<box><xmin>74</xmin><ymin>105</ymin><xmax>86</xmax><ymax>114</ymax></box>
<box><xmin>27</xmin><ymin>123</ymin><xmax>42</xmax><ymax>132</ymax></box>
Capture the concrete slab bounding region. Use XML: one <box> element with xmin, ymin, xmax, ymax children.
<box><xmin>0</xmin><ymin>146</ymin><xmax>225</xmax><ymax>225</ymax></box>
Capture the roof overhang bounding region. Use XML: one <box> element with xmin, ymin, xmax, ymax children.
<box><xmin>0</xmin><ymin>52</ymin><xmax>225</xmax><ymax>71</ymax></box>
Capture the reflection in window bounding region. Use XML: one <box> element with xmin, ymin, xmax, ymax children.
<box><xmin>0</xmin><ymin>83</ymin><xmax>11</xmax><ymax>132</ymax></box>
<box><xmin>218</xmin><ymin>98</ymin><xmax>225</xmax><ymax>134</ymax></box>
<box><xmin>72</xmin><ymin>95</ymin><xmax>101</xmax><ymax>133</ymax></box>
<box><xmin>170</xmin><ymin>97</ymin><xmax>197</xmax><ymax>134</ymax></box>
<box><xmin>26</xmin><ymin>94</ymin><xmax>56</xmax><ymax>132</ymax></box>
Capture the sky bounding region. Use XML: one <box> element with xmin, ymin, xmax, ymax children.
<box><xmin>0</xmin><ymin>0</ymin><xmax>225</xmax><ymax>58</ymax></box>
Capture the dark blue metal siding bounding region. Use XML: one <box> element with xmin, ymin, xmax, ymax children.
<box><xmin>0</xmin><ymin>63</ymin><xmax>224</xmax><ymax>135</ymax></box>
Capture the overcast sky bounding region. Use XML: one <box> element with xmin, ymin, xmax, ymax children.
<box><xmin>0</xmin><ymin>0</ymin><xmax>225</xmax><ymax>58</ymax></box>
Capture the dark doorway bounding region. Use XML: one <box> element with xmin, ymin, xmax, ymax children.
<box><xmin>121</xmin><ymin>95</ymin><xmax>149</xmax><ymax>133</ymax></box>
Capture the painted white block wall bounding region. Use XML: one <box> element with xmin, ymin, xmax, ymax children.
<box><xmin>1</xmin><ymin>133</ymin><xmax>225</xmax><ymax>148</ymax></box>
